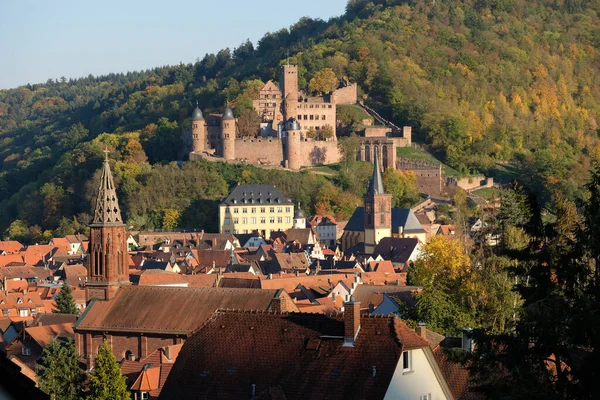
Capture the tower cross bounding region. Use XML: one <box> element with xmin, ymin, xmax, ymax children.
<box><xmin>103</xmin><ymin>147</ymin><xmax>110</xmax><ymax>161</ymax></box>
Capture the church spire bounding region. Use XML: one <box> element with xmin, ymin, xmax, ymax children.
<box><xmin>368</xmin><ymin>151</ymin><xmax>385</xmax><ymax>195</ymax></box>
<box><xmin>92</xmin><ymin>149</ymin><xmax>123</xmax><ymax>226</ymax></box>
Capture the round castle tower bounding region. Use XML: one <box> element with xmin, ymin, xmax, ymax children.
<box><xmin>285</xmin><ymin>117</ymin><xmax>302</xmax><ymax>170</ymax></box>
<box><xmin>191</xmin><ymin>105</ymin><xmax>206</xmax><ymax>153</ymax></box>
<box><xmin>221</xmin><ymin>107</ymin><xmax>236</xmax><ymax>160</ymax></box>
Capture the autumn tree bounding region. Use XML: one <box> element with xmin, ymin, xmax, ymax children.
<box><xmin>306</xmin><ymin>127</ymin><xmax>317</xmax><ymax>139</ymax></box>
<box><xmin>308</xmin><ymin>68</ymin><xmax>338</xmax><ymax>95</ymax></box>
<box><xmin>162</xmin><ymin>209</ymin><xmax>180</xmax><ymax>229</ymax></box>
<box><xmin>88</xmin><ymin>340</ymin><xmax>130</xmax><ymax>400</ymax></box>
<box><xmin>320</xmin><ymin>124</ymin><xmax>334</xmax><ymax>140</ymax></box>
<box><xmin>382</xmin><ymin>168</ymin><xmax>419</xmax><ymax>207</ymax></box>
<box><xmin>236</xmin><ymin>108</ymin><xmax>261</xmax><ymax>137</ymax></box>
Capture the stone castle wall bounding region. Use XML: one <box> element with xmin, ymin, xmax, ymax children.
<box><xmin>331</xmin><ymin>83</ymin><xmax>358</xmax><ymax>105</ymax></box>
<box><xmin>234</xmin><ymin>138</ymin><xmax>285</xmax><ymax>167</ymax></box>
<box><xmin>447</xmin><ymin>176</ymin><xmax>494</xmax><ymax>192</ymax></box>
<box><xmin>397</xmin><ymin>158</ymin><xmax>443</xmax><ymax>196</ymax></box>
<box><xmin>295</xmin><ymin>140</ymin><xmax>342</xmax><ymax>166</ymax></box>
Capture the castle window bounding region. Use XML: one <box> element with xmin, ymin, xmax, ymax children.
<box><xmin>304</xmin><ymin>115</ymin><xmax>308</xmax><ymax>120</ymax></box>
<box><xmin>277</xmin><ymin>207</ymin><xmax>283</xmax><ymax>213</ymax></box>
<box><xmin>251</xmin><ymin>208</ymin><xmax>256</xmax><ymax>213</ymax></box>
<box><xmin>270</xmin><ymin>217</ymin><xmax>275</xmax><ymax>223</ymax></box>
<box><xmin>251</xmin><ymin>218</ymin><xmax>256</xmax><ymax>224</ymax></box>
<box><xmin>310</xmin><ymin>115</ymin><xmax>314</xmax><ymax>120</ymax></box>
<box><xmin>242</xmin><ymin>208</ymin><xmax>248</xmax><ymax>214</ymax></box>
<box><xmin>233</xmin><ymin>208</ymin><xmax>238</xmax><ymax>214</ymax></box>
<box><xmin>322</xmin><ymin>115</ymin><xmax>326</xmax><ymax>120</ymax></box>
<box><xmin>278</xmin><ymin>217</ymin><xmax>283</xmax><ymax>223</ymax></box>
<box><xmin>380</xmin><ymin>214</ymin><xmax>385</xmax><ymax>224</ymax></box>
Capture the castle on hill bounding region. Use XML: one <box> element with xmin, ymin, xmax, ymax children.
<box><xmin>187</xmin><ymin>64</ymin><xmax>413</xmax><ymax>171</ymax></box>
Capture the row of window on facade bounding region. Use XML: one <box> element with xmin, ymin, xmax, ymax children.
<box><xmin>298</xmin><ymin>114</ymin><xmax>328</xmax><ymax>121</ymax></box>
<box><xmin>228</xmin><ymin>207</ymin><xmax>291</xmax><ymax>214</ymax></box>
<box><xmin>2</xmin><ymin>307</ymin><xmax>39</xmax><ymax>317</ymax></box>
<box><xmin>224</xmin><ymin>216</ymin><xmax>291</xmax><ymax>225</ymax></box>
<box><xmin>298</xmin><ymin>104</ymin><xmax>333</xmax><ymax>109</ymax></box>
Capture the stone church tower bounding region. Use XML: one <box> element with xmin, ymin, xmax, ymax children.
<box><xmin>86</xmin><ymin>150</ymin><xmax>130</xmax><ymax>302</ymax></box>
<box><xmin>221</xmin><ymin>107</ymin><xmax>236</xmax><ymax>160</ymax></box>
<box><xmin>364</xmin><ymin>151</ymin><xmax>392</xmax><ymax>254</ymax></box>
<box><xmin>191</xmin><ymin>104</ymin><xmax>206</xmax><ymax>153</ymax></box>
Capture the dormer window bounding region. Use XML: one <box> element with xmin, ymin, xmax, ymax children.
<box><xmin>17</xmin><ymin>298</ymin><xmax>23</xmax><ymax>304</ymax></box>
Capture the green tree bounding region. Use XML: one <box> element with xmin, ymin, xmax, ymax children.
<box><xmin>306</xmin><ymin>127</ymin><xmax>317</xmax><ymax>139</ymax></box>
<box><xmin>162</xmin><ymin>208</ymin><xmax>180</xmax><ymax>229</ymax></box>
<box><xmin>382</xmin><ymin>168</ymin><xmax>419</xmax><ymax>207</ymax></box>
<box><xmin>88</xmin><ymin>340</ymin><xmax>130</xmax><ymax>400</ymax></box>
<box><xmin>320</xmin><ymin>124</ymin><xmax>334</xmax><ymax>140</ymax></box>
<box><xmin>38</xmin><ymin>338</ymin><xmax>84</xmax><ymax>400</ymax></box>
<box><xmin>5</xmin><ymin>219</ymin><xmax>28</xmax><ymax>242</ymax></box>
<box><xmin>53</xmin><ymin>283</ymin><xmax>80</xmax><ymax>315</ymax></box>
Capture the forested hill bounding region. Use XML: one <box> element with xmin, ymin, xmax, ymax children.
<box><xmin>1</xmin><ymin>0</ymin><xmax>600</xmax><ymax>237</ymax></box>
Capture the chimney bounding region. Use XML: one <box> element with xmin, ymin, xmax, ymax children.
<box><xmin>211</xmin><ymin>238</ymin><xmax>217</xmax><ymax>248</ymax></box>
<box><xmin>164</xmin><ymin>346</ymin><xmax>171</xmax><ymax>361</ymax></box>
<box><xmin>416</xmin><ymin>322</ymin><xmax>427</xmax><ymax>338</ymax></box>
<box><xmin>343</xmin><ymin>296</ymin><xmax>361</xmax><ymax>347</ymax></box>
<box><xmin>268</xmin><ymin>273</ymin><xmax>273</xmax><ymax>280</ymax></box>
<box><xmin>462</xmin><ymin>328</ymin><xmax>474</xmax><ymax>352</ymax></box>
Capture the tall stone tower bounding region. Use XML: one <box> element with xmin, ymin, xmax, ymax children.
<box><xmin>281</xmin><ymin>65</ymin><xmax>298</xmax><ymax>121</ymax></box>
<box><xmin>285</xmin><ymin>118</ymin><xmax>302</xmax><ymax>170</ymax></box>
<box><xmin>86</xmin><ymin>150</ymin><xmax>130</xmax><ymax>302</ymax></box>
<box><xmin>364</xmin><ymin>151</ymin><xmax>392</xmax><ymax>254</ymax></box>
<box><xmin>221</xmin><ymin>107</ymin><xmax>236</xmax><ymax>160</ymax></box>
<box><xmin>191</xmin><ymin>104</ymin><xmax>206</xmax><ymax>153</ymax></box>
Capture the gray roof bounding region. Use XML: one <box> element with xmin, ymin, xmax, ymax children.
<box><xmin>373</xmin><ymin>237</ymin><xmax>420</xmax><ymax>269</ymax></box>
<box><xmin>294</xmin><ymin>203</ymin><xmax>305</xmax><ymax>218</ymax></box>
<box><xmin>285</xmin><ymin>117</ymin><xmax>301</xmax><ymax>131</ymax></box>
<box><xmin>191</xmin><ymin>106</ymin><xmax>204</xmax><ymax>121</ymax></box>
<box><xmin>222</xmin><ymin>107</ymin><xmax>235</xmax><ymax>120</ymax></box>
<box><xmin>344</xmin><ymin>207</ymin><xmax>425</xmax><ymax>234</ymax></box>
<box><xmin>221</xmin><ymin>185</ymin><xmax>293</xmax><ymax>206</ymax></box>
<box><xmin>367</xmin><ymin>152</ymin><xmax>385</xmax><ymax>195</ymax></box>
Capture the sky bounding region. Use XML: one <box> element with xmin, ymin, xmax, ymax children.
<box><xmin>0</xmin><ymin>0</ymin><xmax>348</xmax><ymax>90</ymax></box>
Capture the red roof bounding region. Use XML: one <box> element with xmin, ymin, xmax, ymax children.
<box><xmin>160</xmin><ymin>311</ymin><xmax>430</xmax><ymax>400</ymax></box>
<box><xmin>0</xmin><ymin>241</ymin><xmax>24</xmax><ymax>255</ymax></box>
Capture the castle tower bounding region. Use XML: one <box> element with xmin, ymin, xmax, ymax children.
<box><xmin>293</xmin><ymin>202</ymin><xmax>306</xmax><ymax>229</ymax></box>
<box><xmin>191</xmin><ymin>104</ymin><xmax>207</xmax><ymax>153</ymax></box>
<box><xmin>221</xmin><ymin>107</ymin><xmax>236</xmax><ymax>160</ymax></box>
<box><xmin>86</xmin><ymin>150</ymin><xmax>130</xmax><ymax>302</ymax></box>
<box><xmin>281</xmin><ymin>65</ymin><xmax>299</xmax><ymax>121</ymax></box>
<box><xmin>364</xmin><ymin>151</ymin><xmax>392</xmax><ymax>254</ymax></box>
<box><xmin>285</xmin><ymin>118</ymin><xmax>302</xmax><ymax>170</ymax></box>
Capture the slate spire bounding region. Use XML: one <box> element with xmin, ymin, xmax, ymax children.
<box><xmin>368</xmin><ymin>151</ymin><xmax>385</xmax><ymax>195</ymax></box>
<box><xmin>92</xmin><ymin>149</ymin><xmax>123</xmax><ymax>225</ymax></box>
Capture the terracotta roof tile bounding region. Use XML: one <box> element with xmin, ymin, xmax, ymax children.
<box><xmin>180</xmin><ymin>274</ymin><xmax>218</xmax><ymax>288</ymax></box>
<box><xmin>0</xmin><ymin>241</ymin><xmax>24</xmax><ymax>255</ymax></box>
<box><xmin>160</xmin><ymin>311</ymin><xmax>428</xmax><ymax>400</ymax></box>
<box><xmin>25</xmin><ymin>322</ymin><xmax>74</xmax><ymax>348</ymax></box>
<box><xmin>433</xmin><ymin>346</ymin><xmax>483</xmax><ymax>400</ymax></box>
<box><xmin>75</xmin><ymin>286</ymin><xmax>284</xmax><ymax>335</ymax></box>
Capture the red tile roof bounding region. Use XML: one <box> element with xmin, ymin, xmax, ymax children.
<box><xmin>0</xmin><ymin>254</ymin><xmax>25</xmax><ymax>267</ymax></box>
<box><xmin>25</xmin><ymin>322</ymin><xmax>74</xmax><ymax>348</ymax></box>
<box><xmin>433</xmin><ymin>346</ymin><xmax>483</xmax><ymax>399</ymax></box>
<box><xmin>74</xmin><ymin>286</ymin><xmax>289</xmax><ymax>335</ymax></box>
<box><xmin>0</xmin><ymin>241</ymin><xmax>24</xmax><ymax>255</ymax></box>
<box><xmin>160</xmin><ymin>311</ymin><xmax>430</xmax><ymax>400</ymax></box>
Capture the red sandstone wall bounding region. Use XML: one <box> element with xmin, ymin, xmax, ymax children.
<box><xmin>296</xmin><ymin>140</ymin><xmax>342</xmax><ymax>166</ymax></box>
<box><xmin>332</xmin><ymin>84</ymin><xmax>358</xmax><ymax>105</ymax></box>
<box><xmin>234</xmin><ymin>139</ymin><xmax>284</xmax><ymax>166</ymax></box>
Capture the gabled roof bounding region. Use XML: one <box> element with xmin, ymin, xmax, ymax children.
<box><xmin>159</xmin><ymin>311</ymin><xmax>430</xmax><ymax>400</ymax></box>
<box><xmin>221</xmin><ymin>184</ymin><xmax>293</xmax><ymax>206</ymax></box>
<box><xmin>285</xmin><ymin>228</ymin><xmax>314</xmax><ymax>245</ymax></box>
<box><xmin>344</xmin><ymin>207</ymin><xmax>425</xmax><ymax>234</ymax></box>
<box><xmin>0</xmin><ymin>241</ymin><xmax>24</xmax><ymax>255</ymax></box>
<box><xmin>373</xmin><ymin>237</ymin><xmax>420</xmax><ymax>265</ymax></box>
<box><xmin>25</xmin><ymin>323</ymin><xmax>74</xmax><ymax>348</ymax></box>
<box><xmin>74</xmin><ymin>286</ymin><xmax>286</xmax><ymax>335</ymax></box>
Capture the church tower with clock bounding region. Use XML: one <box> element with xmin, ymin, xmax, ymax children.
<box><xmin>363</xmin><ymin>151</ymin><xmax>392</xmax><ymax>254</ymax></box>
<box><xmin>85</xmin><ymin>150</ymin><xmax>130</xmax><ymax>302</ymax></box>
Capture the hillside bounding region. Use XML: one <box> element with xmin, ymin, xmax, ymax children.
<box><xmin>1</xmin><ymin>0</ymin><xmax>600</xmax><ymax>236</ymax></box>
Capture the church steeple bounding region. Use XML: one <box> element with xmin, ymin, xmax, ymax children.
<box><xmin>86</xmin><ymin>149</ymin><xmax>130</xmax><ymax>302</ymax></box>
<box><xmin>92</xmin><ymin>149</ymin><xmax>123</xmax><ymax>226</ymax></box>
<box><xmin>367</xmin><ymin>151</ymin><xmax>385</xmax><ymax>195</ymax></box>
<box><xmin>363</xmin><ymin>151</ymin><xmax>392</xmax><ymax>254</ymax></box>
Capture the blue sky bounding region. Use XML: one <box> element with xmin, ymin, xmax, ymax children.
<box><xmin>0</xmin><ymin>0</ymin><xmax>347</xmax><ymax>89</ymax></box>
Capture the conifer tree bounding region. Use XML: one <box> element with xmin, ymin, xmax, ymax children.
<box><xmin>53</xmin><ymin>282</ymin><xmax>79</xmax><ymax>315</ymax></box>
<box><xmin>38</xmin><ymin>338</ymin><xmax>84</xmax><ymax>400</ymax></box>
<box><xmin>88</xmin><ymin>340</ymin><xmax>130</xmax><ymax>400</ymax></box>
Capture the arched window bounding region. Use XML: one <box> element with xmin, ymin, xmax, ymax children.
<box><xmin>124</xmin><ymin>350</ymin><xmax>135</xmax><ymax>361</ymax></box>
<box><xmin>365</xmin><ymin>145</ymin><xmax>371</xmax><ymax>162</ymax></box>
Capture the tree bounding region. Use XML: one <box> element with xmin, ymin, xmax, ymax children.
<box><xmin>308</xmin><ymin>68</ymin><xmax>338</xmax><ymax>95</ymax></box>
<box><xmin>5</xmin><ymin>219</ymin><xmax>28</xmax><ymax>242</ymax></box>
<box><xmin>162</xmin><ymin>208</ymin><xmax>180</xmax><ymax>229</ymax></box>
<box><xmin>306</xmin><ymin>127</ymin><xmax>317</xmax><ymax>139</ymax></box>
<box><xmin>236</xmin><ymin>108</ymin><xmax>261</xmax><ymax>137</ymax></box>
<box><xmin>88</xmin><ymin>340</ymin><xmax>130</xmax><ymax>400</ymax></box>
<box><xmin>38</xmin><ymin>338</ymin><xmax>84</xmax><ymax>400</ymax></box>
<box><xmin>382</xmin><ymin>168</ymin><xmax>419</xmax><ymax>207</ymax></box>
<box><xmin>320</xmin><ymin>124</ymin><xmax>334</xmax><ymax>140</ymax></box>
<box><xmin>53</xmin><ymin>283</ymin><xmax>79</xmax><ymax>315</ymax></box>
